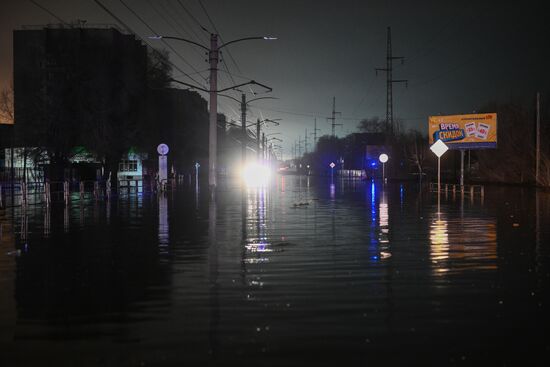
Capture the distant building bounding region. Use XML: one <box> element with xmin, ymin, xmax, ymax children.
<box><xmin>11</xmin><ymin>24</ymin><xmax>213</xmax><ymax>182</ymax></box>
<box><xmin>12</xmin><ymin>24</ymin><xmax>147</xmax><ymax>179</ymax></box>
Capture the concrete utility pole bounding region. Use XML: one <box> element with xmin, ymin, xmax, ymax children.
<box><xmin>327</xmin><ymin>97</ymin><xmax>342</xmax><ymax>136</ymax></box>
<box><xmin>241</xmin><ymin>94</ymin><xmax>247</xmax><ymax>166</ymax></box>
<box><xmin>375</xmin><ymin>27</ymin><xmax>407</xmax><ymax>135</ymax></box>
<box><xmin>151</xmin><ymin>34</ymin><xmax>276</xmax><ymax>191</ymax></box>
<box><xmin>262</xmin><ymin>133</ymin><xmax>267</xmax><ymax>160</ymax></box>
<box><xmin>535</xmin><ymin>93</ymin><xmax>540</xmax><ymax>185</ymax></box>
<box><xmin>208</xmin><ymin>34</ymin><xmax>219</xmax><ymax>190</ymax></box>
<box><xmin>313</xmin><ymin>117</ymin><xmax>320</xmax><ymax>150</ymax></box>
<box><xmin>257</xmin><ymin>118</ymin><xmax>261</xmax><ymax>160</ymax></box>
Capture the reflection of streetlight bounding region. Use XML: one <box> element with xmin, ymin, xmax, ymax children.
<box><xmin>379</xmin><ymin>153</ymin><xmax>388</xmax><ymax>184</ymax></box>
<box><xmin>149</xmin><ymin>34</ymin><xmax>276</xmax><ymax>190</ymax></box>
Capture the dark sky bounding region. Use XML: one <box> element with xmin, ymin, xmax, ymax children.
<box><xmin>1</xmin><ymin>0</ymin><xmax>548</xmax><ymax>158</ymax></box>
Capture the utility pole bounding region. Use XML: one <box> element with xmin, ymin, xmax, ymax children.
<box><xmin>241</xmin><ymin>94</ymin><xmax>247</xmax><ymax>167</ymax></box>
<box><xmin>208</xmin><ymin>34</ymin><xmax>219</xmax><ymax>190</ymax></box>
<box><xmin>151</xmin><ymin>34</ymin><xmax>276</xmax><ymax>191</ymax></box>
<box><xmin>262</xmin><ymin>133</ymin><xmax>267</xmax><ymax>160</ymax></box>
<box><xmin>256</xmin><ymin>118</ymin><xmax>261</xmax><ymax>161</ymax></box>
<box><xmin>327</xmin><ymin>97</ymin><xmax>342</xmax><ymax>136</ymax></box>
<box><xmin>304</xmin><ymin>128</ymin><xmax>308</xmax><ymax>154</ymax></box>
<box><xmin>375</xmin><ymin>27</ymin><xmax>407</xmax><ymax>136</ymax></box>
<box><xmin>313</xmin><ymin>117</ymin><xmax>320</xmax><ymax>150</ymax></box>
<box><xmin>535</xmin><ymin>92</ymin><xmax>540</xmax><ymax>184</ymax></box>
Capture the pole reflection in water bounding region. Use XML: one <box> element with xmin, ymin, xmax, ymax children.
<box><xmin>367</xmin><ymin>181</ymin><xmax>391</xmax><ymax>260</ymax></box>
<box><xmin>208</xmin><ymin>195</ymin><xmax>220</xmax><ymax>358</ymax></box>
<box><xmin>195</xmin><ymin>174</ymin><xmax>200</xmax><ymax>211</ymax></box>
<box><xmin>43</xmin><ymin>206</ymin><xmax>50</xmax><ymax>238</ymax></box>
<box><xmin>430</xmin><ymin>195</ymin><xmax>497</xmax><ymax>275</ymax></box>
<box><xmin>378</xmin><ymin>187</ymin><xmax>390</xmax><ymax>255</ymax></box>
<box><xmin>158</xmin><ymin>193</ymin><xmax>169</xmax><ymax>258</ymax></box>
<box><xmin>20</xmin><ymin>206</ymin><xmax>28</xmax><ymax>245</ymax></box>
<box><xmin>0</xmin><ymin>218</ymin><xmax>16</xmax><ymax>343</ymax></box>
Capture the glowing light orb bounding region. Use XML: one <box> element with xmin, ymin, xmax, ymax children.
<box><xmin>379</xmin><ymin>153</ymin><xmax>389</xmax><ymax>163</ymax></box>
<box><xmin>241</xmin><ymin>163</ymin><xmax>271</xmax><ymax>187</ymax></box>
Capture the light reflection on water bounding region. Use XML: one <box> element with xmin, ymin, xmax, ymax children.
<box><xmin>0</xmin><ymin>176</ymin><xmax>549</xmax><ymax>365</ymax></box>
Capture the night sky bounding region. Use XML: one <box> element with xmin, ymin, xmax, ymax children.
<box><xmin>1</xmin><ymin>0</ymin><xmax>548</xmax><ymax>159</ymax></box>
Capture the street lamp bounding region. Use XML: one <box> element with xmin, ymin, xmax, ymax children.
<box><xmin>329</xmin><ymin>162</ymin><xmax>336</xmax><ymax>180</ymax></box>
<box><xmin>379</xmin><ymin>153</ymin><xmax>389</xmax><ymax>184</ymax></box>
<box><xmin>149</xmin><ymin>34</ymin><xmax>276</xmax><ymax>191</ymax></box>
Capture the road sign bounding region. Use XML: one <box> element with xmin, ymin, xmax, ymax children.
<box><xmin>157</xmin><ymin>143</ymin><xmax>169</xmax><ymax>156</ymax></box>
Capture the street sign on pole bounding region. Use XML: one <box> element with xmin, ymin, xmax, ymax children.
<box><xmin>430</xmin><ymin>139</ymin><xmax>449</xmax><ymax>195</ymax></box>
<box><xmin>379</xmin><ymin>154</ymin><xmax>389</xmax><ymax>183</ymax></box>
<box><xmin>157</xmin><ymin>143</ymin><xmax>169</xmax><ymax>182</ymax></box>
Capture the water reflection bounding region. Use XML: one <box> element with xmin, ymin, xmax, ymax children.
<box><xmin>0</xmin><ymin>178</ymin><xmax>548</xmax><ymax>366</ymax></box>
<box><xmin>0</xmin><ymin>218</ymin><xmax>16</xmax><ymax>343</ymax></box>
<box><xmin>430</xmin><ymin>206</ymin><xmax>497</xmax><ymax>275</ymax></box>
<box><xmin>243</xmin><ymin>186</ymin><xmax>271</xmax><ymax>265</ymax></box>
<box><xmin>368</xmin><ymin>181</ymin><xmax>391</xmax><ymax>259</ymax></box>
<box><xmin>158</xmin><ymin>193</ymin><xmax>169</xmax><ymax>257</ymax></box>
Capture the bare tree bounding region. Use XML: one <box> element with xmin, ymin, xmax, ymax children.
<box><xmin>0</xmin><ymin>82</ymin><xmax>14</xmax><ymax>124</ymax></box>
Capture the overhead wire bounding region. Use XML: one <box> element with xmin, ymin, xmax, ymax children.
<box><xmin>146</xmin><ymin>0</ymin><xmax>206</xmax><ymax>62</ymax></box>
<box><xmin>118</xmin><ymin>0</ymin><xmax>207</xmax><ymax>86</ymax></box>
<box><xmin>92</xmin><ymin>0</ymin><xmax>203</xmax><ymax>88</ymax></box>
<box><xmin>29</xmin><ymin>0</ymin><xmax>69</xmax><ymax>25</ymax></box>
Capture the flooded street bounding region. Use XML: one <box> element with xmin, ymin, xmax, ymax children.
<box><xmin>1</xmin><ymin>176</ymin><xmax>549</xmax><ymax>366</ymax></box>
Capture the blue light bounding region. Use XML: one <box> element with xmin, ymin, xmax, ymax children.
<box><xmin>370</xmin><ymin>162</ymin><xmax>377</xmax><ymax>167</ymax></box>
<box><xmin>371</xmin><ymin>255</ymin><xmax>379</xmax><ymax>260</ymax></box>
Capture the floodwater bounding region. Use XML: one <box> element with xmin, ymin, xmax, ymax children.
<box><xmin>1</xmin><ymin>176</ymin><xmax>549</xmax><ymax>366</ymax></box>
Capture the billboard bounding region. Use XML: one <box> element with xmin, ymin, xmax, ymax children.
<box><xmin>429</xmin><ymin>113</ymin><xmax>497</xmax><ymax>149</ymax></box>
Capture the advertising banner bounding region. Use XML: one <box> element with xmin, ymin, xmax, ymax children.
<box><xmin>429</xmin><ymin>113</ymin><xmax>497</xmax><ymax>149</ymax></box>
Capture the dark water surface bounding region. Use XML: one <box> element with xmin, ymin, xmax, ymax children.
<box><xmin>1</xmin><ymin>176</ymin><xmax>549</xmax><ymax>366</ymax></box>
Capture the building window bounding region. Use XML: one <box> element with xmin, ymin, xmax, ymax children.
<box><xmin>119</xmin><ymin>160</ymin><xmax>137</xmax><ymax>172</ymax></box>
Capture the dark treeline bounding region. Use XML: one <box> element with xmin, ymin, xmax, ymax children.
<box><xmin>296</xmin><ymin>95</ymin><xmax>550</xmax><ymax>187</ymax></box>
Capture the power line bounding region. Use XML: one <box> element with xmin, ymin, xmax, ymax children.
<box><xmin>196</xmin><ymin>0</ymin><xmax>243</xmax><ymax>103</ymax></box>
<box><xmin>175</xmin><ymin>0</ymin><xmax>210</xmax><ymax>33</ymax></box>
<box><xmin>29</xmin><ymin>0</ymin><xmax>68</xmax><ymax>25</ymax></box>
<box><xmin>198</xmin><ymin>0</ymin><xmax>242</xmax><ymax>75</ymax></box>
<box><xmin>375</xmin><ymin>26</ymin><xmax>407</xmax><ymax>135</ymax></box>
<box><xmin>118</xmin><ymin>0</ymin><xmax>207</xmax><ymax>86</ymax></box>
<box><xmin>167</xmin><ymin>0</ymin><xmax>208</xmax><ymax>44</ymax></box>
<box><xmin>92</xmin><ymin>0</ymin><xmax>204</xmax><ymax>87</ymax></box>
<box><xmin>146</xmin><ymin>0</ymin><xmax>206</xmax><ymax>61</ymax></box>
<box><xmin>327</xmin><ymin>96</ymin><xmax>342</xmax><ymax>136</ymax></box>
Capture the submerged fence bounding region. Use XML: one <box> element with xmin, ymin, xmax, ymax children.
<box><xmin>0</xmin><ymin>178</ymin><xmax>177</xmax><ymax>208</ymax></box>
<box><xmin>429</xmin><ymin>182</ymin><xmax>485</xmax><ymax>198</ymax></box>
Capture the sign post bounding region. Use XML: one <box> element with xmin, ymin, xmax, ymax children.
<box><xmin>379</xmin><ymin>153</ymin><xmax>389</xmax><ymax>184</ymax></box>
<box><xmin>429</xmin><ymin>113</ymin><xmax>497</xmax><ymax>186</ymax></box>
<box><xmin>430</xmin><ymin>139</ymin><xmax>449</xmax><ymax>194</ymax></box>
<box><xmin>157</xmin><ymin>144</ymin><xmax>169</xmax><ymax>190</ymax></box>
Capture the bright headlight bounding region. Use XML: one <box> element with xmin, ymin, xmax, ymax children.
<box><xmin>241</xmin><ymin>162</ymin><xmax>271</xmax><ymax>187</ymax></box>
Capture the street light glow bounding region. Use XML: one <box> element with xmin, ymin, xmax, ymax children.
<box><xmin>241</xmin><ymin>162</ymin><xmax>271</xmax><ymax>187</ymax></box>
<box><xmin>263</xmin><ymin>36</ymin><xmax>278</xmax><ymax>40</ymax></box>
<box><xmin>379</xmin><ymin>153</ymin><xmax>389</xmax><ymax>163</ymax></box>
